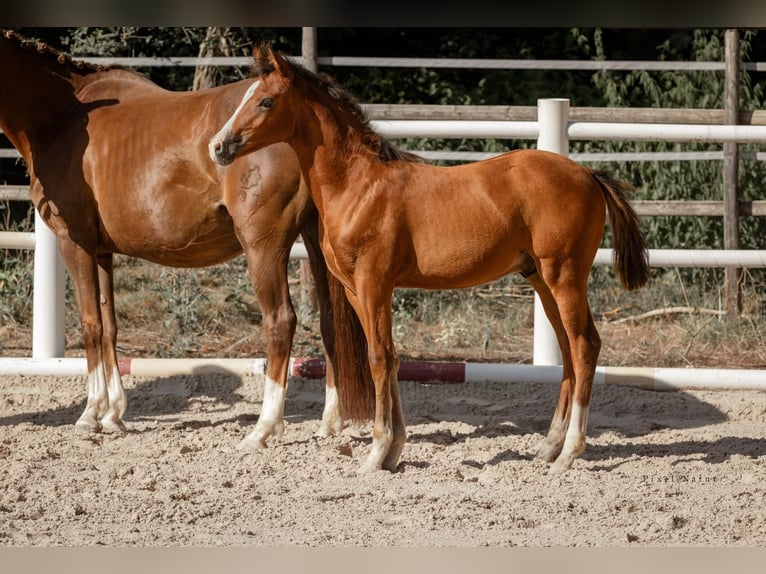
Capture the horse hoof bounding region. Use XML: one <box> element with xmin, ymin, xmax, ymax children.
<box><xmin>75</xmin><ymin>418</ymin><xmax>101</xmax><ymax>434</ymax></box>
<box><xmin>101</xmin><ymin>418</ymin><xmax>127</xmax><ymax>434</ymax></box>
<box><xmin>316</xmin><ymin>420</ymin><xmax>343</xmax><ymax>438</ymax></box>
<box><xmin>535</xmin><ymin>440</ymin><xmax>562</xmax><ymax>463</ymax></box>
<box><xmin>238</xmin><ymin>436</ymin><xmax>267</xmax><ymax>451</ymax></box>
<box><xmin>357</xmin><ymin>460</ymin><xmax>382</xmax><ymax>475</ymax></box>
<box><xmin>547</xmin><ymin>456</ymin><xmax>575</xmax><ymax>475</ymax></box>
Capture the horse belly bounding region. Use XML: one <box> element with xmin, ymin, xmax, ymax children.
<box><xmin>96</xmin><ymin>190</ymin><xmax>241</xmax><ymax>267</ymax></box>
<box><xmin>404</xmin><ymin>232</ymin><xmax>527</xmax><ymax>289</ymax></box>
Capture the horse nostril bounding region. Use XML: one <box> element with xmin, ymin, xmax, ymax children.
<box><xmin>214</xmin><ymin>140</ymin><xmax>222</xmax><ymax>152</ymax></box>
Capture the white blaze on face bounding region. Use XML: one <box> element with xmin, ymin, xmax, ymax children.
<box><xmin>208</xmin><ymin>80</ymin><xmax>261</xmax><ymax>161</ymax></box>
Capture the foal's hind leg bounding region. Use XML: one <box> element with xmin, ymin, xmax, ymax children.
<box><xmin>530</xmin><ymin>259</ymin><xmax>601</xmax><ymax>474</ymax></box>
<box><xmin>548</xmin><ymin>290</ymin><xmax>600</xmax><ymax>475</ymax></box>
<box><xmin>526</xmin><ymin>270</ymin><xmax>575</xmax><ymax>464</ymax></box>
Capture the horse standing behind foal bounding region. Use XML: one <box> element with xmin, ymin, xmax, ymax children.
<box><xmin>210</xmin><ymin>44</ymin><xmax>651</xmax><ymax>475</ymax></box>
<box><xmin>0</xmin><ymin>29</ymin><xmax>373</xmax><ymax>446</ymax></box>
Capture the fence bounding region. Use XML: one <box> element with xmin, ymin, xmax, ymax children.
<box><xmin>2</xmin><ymin>31</ymin><xmax>766</xmax><ymax>389</ymax></box>
<box><xmin>3</xmin><ymin>98</ymin><xmax>766</xmax><ymax>390</ymax></box>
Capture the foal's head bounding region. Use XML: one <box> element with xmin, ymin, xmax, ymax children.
<box><xmin>209</xmin><ymin>43</ymin><xmax>298</xmax><ymax>165</ymax></box>
<box><xmin>209</xmin><ymin>42</ymin><xmax>415</xmax><ymax>167</ymax></box>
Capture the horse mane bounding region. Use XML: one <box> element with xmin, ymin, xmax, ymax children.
<box><xmin>251</xmin><ymin>42</ymin><xmax>421</xmax><ymax>164</ymax></box>
<box><xmin>1</xmin><ymin>28</ymin><xmax>116</xmax><ymax>75</ymax></box>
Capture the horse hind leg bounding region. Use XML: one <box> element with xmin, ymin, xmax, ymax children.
<box><xmin>548</xmin><ymin>299</ymin><xmax>600</xmax><ymax>475</ymax></box>
<box><xmin>533</xmin><ymin>258</ymin><xmax>601</xmax><ymax>474</ymax></box>
<box><xmin>525</xmin><ymin>270</ymin><xmax>575</xmax><ymax>464</ymax></box>
<box><xmin>300</xmin><ymin>225</ymin><xmax>343</xmax><ymax>438</ymax></box>
<box><xmin>527</xmin><ymin>259</ymin><xmax>601</xmax><ymax>473</ymax></box>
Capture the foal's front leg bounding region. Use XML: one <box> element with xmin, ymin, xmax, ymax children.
<box><xmin>351</xmin><ymin>286</ymin><xmax>407</xmax><ymax>474</ymax></box>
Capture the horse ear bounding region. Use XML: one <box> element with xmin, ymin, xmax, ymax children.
<box><xmin>252</xmin><ymin>42</ymin><xmax>272</xmax><ymax>72</ymax></box>
<box><xmin>267</xmin><ymin>46</ymin><xmax>294</xmax><ymax>79</ymax></box>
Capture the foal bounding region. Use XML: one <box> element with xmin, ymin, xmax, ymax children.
<box><xmin>209</xmin><ymin>44</ymin><xmax>651</xmax><ymax>475</ymax></box>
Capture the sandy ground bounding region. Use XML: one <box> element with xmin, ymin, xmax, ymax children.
<box><xmin>0</xmin><ymin>370</ymin><xmax>765</xmax><ymax>547</ymax></box>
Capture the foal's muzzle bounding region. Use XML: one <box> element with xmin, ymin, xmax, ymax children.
<box><xmin>209</xmin><ymin>135</ymin><xmax>242</xmax><ymax>166</ymax></box>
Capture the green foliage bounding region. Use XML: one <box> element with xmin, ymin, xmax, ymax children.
<box><xmin>0</xmin><ymin>206</ymin><xmax>34</xmax><ymax>327</ymax></box>
<box><xmin>573</xmin><ymin>29</ymin><xmax>766</xmax><ymax>288</ymax></box>
<box><xmin>4</xmin><ymin>28</ymin><xmax>766</xmax><ymax>356</ymax></box>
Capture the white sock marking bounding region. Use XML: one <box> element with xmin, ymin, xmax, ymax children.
<box><xmin>259</xmin><ymin>376</ymin><xmax>286</xmax><ymax>428</ymax></box>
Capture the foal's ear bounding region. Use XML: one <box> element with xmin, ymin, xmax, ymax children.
<box><xmin>267</xmin><ymin>46</ymin><xmax>294</xmax><ymax>79</ymax></box>
<box><xmin>251</xmin><ymin>42</ymin><xmax>274</xmax><ymax>75</ymax></box>
<box><xmin>251</xmin><ymin>42</ymin><xmax>293</xmax><ymax>79</ymax></box>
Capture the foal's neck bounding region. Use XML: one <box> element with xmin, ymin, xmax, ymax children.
<box><xmin>292</xmin><ymin>87</ymin><xmax>390</xmax><ymax>209</ymax></box>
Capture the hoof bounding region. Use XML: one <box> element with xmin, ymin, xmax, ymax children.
<box><xmin>316</xmin><ymin>420</ymin><xmax>344</xmax><ymax>439</ymax></box>
<box><xmin>357</xmin><ymin>458</ymin><xmax>383</xmax><ymax>475</ymax></box>
<box><xmin>75</xmin><ymin>416</ymin><xmax>101</xmax><ymax>434</ymax></box>
<box><xmin>535</xmin><ymin>439</ymin><xmax>562</xmax><ymax>463</ymax></box>
<box><xmin>237</xmin><ymin>435</ymin><xmax>267</xmax><ymax>451</ymax></box>
<box><xmin>101</xmin><ymin>416</ymin><xmax>127</xmax><ymax>434</ymax></box>
<box><xmin>547</xmin><ymin>458</ymin><xmax>573</xmax><ymax>476</ymax></box>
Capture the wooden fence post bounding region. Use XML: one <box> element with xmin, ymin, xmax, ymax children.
<box><xmin>299</xmin><ymin>27</ymin><xmax>318</xmax><ymax>315</ymax></box>
<box><xmin>724</xmin><ymin>28</ymin><xmax>741</xmax><ymax>319</ymax></box>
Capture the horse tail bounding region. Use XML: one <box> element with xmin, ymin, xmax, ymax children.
<box><xmin>592</xmin><ymin>169</ymin><xmax>651</xmax><ymax>291</ymax></box>
<box><xmin>327</xmin><ymin>271</ymin><xmax>376</xmax><ymax>421</ymax></box>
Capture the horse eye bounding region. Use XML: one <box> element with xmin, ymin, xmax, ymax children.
<box><xmin>260</xmin><ymin>98</ymin><xmax>273</xmax><ymax>108</ymax></box>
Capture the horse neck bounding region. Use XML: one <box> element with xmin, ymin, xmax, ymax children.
<box><xmin>0</xmin><ymin>37</ymin><xmax>87</xmax><ymax>157</ymax></box>
<box><xmin>290</xmin><ymin>88</ymin><xmax>383</xmax><ymax>217</ymax></box>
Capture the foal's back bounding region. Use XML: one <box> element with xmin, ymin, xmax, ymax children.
<box><xmin>384</xmin><ymin>149</ymin><xmax>607</xmax><ymax>289</ymax></box>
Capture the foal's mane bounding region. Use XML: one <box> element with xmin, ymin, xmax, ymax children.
<box><xmin>2</xmin><ymin>28</ymin><xmax>115</xmax><ymax>75</ymax></box>
<box><xmin>252</xmin><ymin>43</ymin><xmax>420</xmax><ymax>164</ymax></box>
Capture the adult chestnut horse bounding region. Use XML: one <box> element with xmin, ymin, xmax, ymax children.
<box><xmin>210</xmin><ymin>44</ymin><xmax>651</xmax><ymax>475</ymax></box>
<box><xmin>0</xmin><ymin>29</ymin><xmax>372</xmax><ymax>445</ymax></box>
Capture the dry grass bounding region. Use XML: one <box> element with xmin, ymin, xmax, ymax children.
<box><xmin>3</xmin><ymin>254</ymin><xmax>766</xmax><ymax>371</ymax></box>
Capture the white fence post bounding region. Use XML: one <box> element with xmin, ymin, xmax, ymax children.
<box><xmin>533</xmin><ymin>98</ymin><xmax>570</xmax><ymax>365</ymax></box>
<box><xmin>32</xmin><ymin>209</ymin><xmax>66</xmax><ymax>358</ymax></box>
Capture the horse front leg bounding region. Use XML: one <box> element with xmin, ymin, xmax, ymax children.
<box><xmin>239</xmin><ymin>250</ymin><xmax>296</xmax><ymax>450</ymax></box>
<box><xmin>97</xmin><ymin>253</ymin><xmax>127</xmax><ymax>433</ymax></box>
<box><xmin>349</xmin><ymin>284</ymin><xmax>407</xmax><ymax>474</ymax></box>
<box><xmin>56</xmin><ymin>237</ymin><xmax>110</xmax><ymax>433</ymax></box>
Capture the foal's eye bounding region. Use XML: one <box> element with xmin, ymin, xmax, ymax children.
<box><xmin>260</xmin><ymin>98</ymin><xmax>273</xmax><ymax>108</ymax></box>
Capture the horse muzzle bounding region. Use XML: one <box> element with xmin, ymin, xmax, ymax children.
<box><xmin>209</xmin><ymin>135</ymin><xmax>242</xmax><ymax>166</ymax></box>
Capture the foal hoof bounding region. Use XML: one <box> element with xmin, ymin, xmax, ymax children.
<box><xmin>547</xmin><ymin>458</ymin><xmax>574</xmax><ymax>476</ymax></box>
<box><xmin>101</xmin><ymin>417</ymin><xmax>128</xmax><ymax>434</ymax></box>
<box><xmin>75</xmin><ymin>417</ymin><xmax>102</xmax><ymax>434</ymax></box>
<box><xmin>316</xmin><ymin>418</ymin><xmax>344</xmax><ymax>439</ymax></box>
<box><xmin>237</xmin><ymin>435</ymin><xmax>268</xmax><ymax>451</ymax></box>
<box><xmin>534</xmin><ymin>439</ymin><xmax>563</xmax><ymax>463</ymax></box>
<box><xmin>357</xmin><ymin>458</ymin><xmax>383</xmax><ymax>475</ymax></box>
